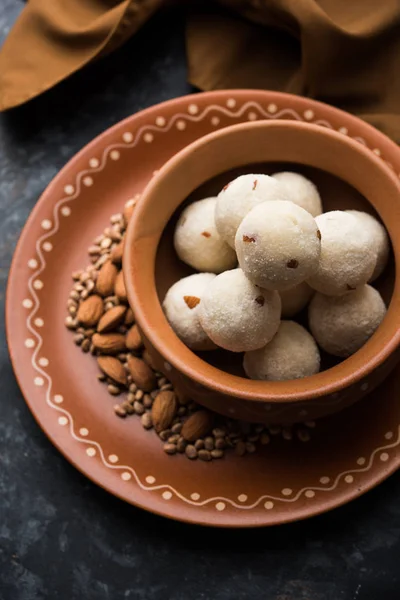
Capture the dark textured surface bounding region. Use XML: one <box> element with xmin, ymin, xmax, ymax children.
<box><xmin>1</xmin><ymin>3</ymin><xmax>400</xmax><ymax>599</ymax></box>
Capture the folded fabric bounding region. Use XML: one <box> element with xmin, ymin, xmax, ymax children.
<box><xmin>186</xmin><ymin>0</ymin><xmax>400</xmax><ymax>141</ymax></box>
<box><xmin>0</xmin><ymin>0</ymin><xmax>163</xmax><ymax>111</ymax></box>
<box><xmin>1</xmin><ymin>0</ymin><xmax>400</xmax><ymax>142</ymax></box>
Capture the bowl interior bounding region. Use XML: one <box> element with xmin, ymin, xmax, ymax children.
<box><xmin>155</xmin><ymin>162</ymin><xmax>395</xmax><ymax>379</ymax></box>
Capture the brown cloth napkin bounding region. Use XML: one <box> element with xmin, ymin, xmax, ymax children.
<box><xmin>1</xmin><ymin>0</ymin><xmax>400</xmax><ymax>141</ymax></box>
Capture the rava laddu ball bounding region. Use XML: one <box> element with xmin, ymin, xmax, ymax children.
<box><xmin>215</xmin><ymin>174</ymin><xmax>289</xmax><ymax>248</ymax></box>
<box><xmin>244</xmin><ymin>320</ymin><xmax>320</xmax><ymax>381</ymax></box>
<box><xmin>174</xmin><ymin>197</ymin><xmax>237</xmax><ymax>273</ymax></box>
<box><xmin>307</xmin><ymin>211</ymin><xmax>376</xmax><ymax>296</ymax></box>
<box><xmin>346</xmin><ymin>210</ymin><xmax>390</xmax><ymax>282</ymax></box>
<box><xmin>199</xmin><ymin>268</ymin><xmax>281</xmax><ymax>352</ymax></box>
<box><xmin>235</xmin><ymin>200</ymin><xmax>321</xmax><ymax>291</ymax></box>
<box><xmin>309</xmin><ymin>284</ymin><xmax>386</xmax><ymax>357</ymax></box>
<box><xmin>163</xmin><ymin>273</ymin><xmax>217</xmax><ymax>351</ymax></box>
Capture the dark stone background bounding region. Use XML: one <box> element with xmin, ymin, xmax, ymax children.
<box><xmin>1</xmin><ymin>2</ymin><xmax>400</xmax><ymax>599</ymax></box>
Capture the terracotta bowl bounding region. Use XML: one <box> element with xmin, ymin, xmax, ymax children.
<box><xmin>124</xmin><ymin>120</ymin><xmax>400</xmax><ymax>424</ymax></box>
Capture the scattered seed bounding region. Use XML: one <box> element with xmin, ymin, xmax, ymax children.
<box><xmin>163</xmin><ymin>443</ymin><xmax>177</xmax><ymax>455</ymax></box>
<box><xmin>168</xmin><ymin>434</ymin><xmax>180</xmax><ymax>444</ymax></box>
<box><xmin>65</xmin><ymin>316</ymin><xmax>77</xmax><ymax>330</ymax></box>
<box><xmin>109</xmin><ymin>229</ymin><xmax>122</xmax><ymax>242</ymax></box>
<box><xmin>176</xmin><ymin>438</ymin><xmax>187</xmax><ymax>453</ymax></box>
<box><xmin>133</xmin><ymin>401</ymin><xmax>145</xmax><ymax>415</ymax></box>
<box><xmin>101</xmin><ymin>237</ymin><xmax>112</xmax><ymax>249</ymax></box>
<box><xmin>143</xmin><ymin>394</ymin><xmax>153</xmax><ymax>408</ymax></box>
<box><xmin>81</xmin><ymin>338</ymin><xmax>91</xmax><ymax>352</ymax></box>
<box><xmin>204</xmin><ymin>437</ymin><xmax>214</xmax><ymax>451</ymax></box>
<box><xmin>198</xmin><ymin>449</ymin><xmax>211</xmax><ymax>462</ymax></box>
<box><xmin>80</xmin><ymin>272</ymin><xmax>90</xmax><ymax>283</ymax></box>
<box><xmin>114</xmin><ymin>404</ymin><xmax>127</xmax><ymax>418</ymax></box>
<box><xmin>194</xmin><ymin>439</ymin><xmax>205</xmax><ymax>450</ymax></box>
<box><xmin>107</xmin><ymin>384</ymin><xmax>121</xmax><ymax>396</ymax></box>
<box><xmin>141</xmin><ymin>412</ymin><xmax>153</xmax><ymax>429</ymax></box>
<box><xmin>73</xmin><ymin>333</ymin><xmax>84</xmax><ymax>345</ymax></box>
<box><xmin>211</xmin><ymin>449</ymin><xmax>224</xmax><ymax>459</ymax></box>
<box><xmin>95</xmin><ymin>255</ymin><xmax>109</xmax><ymax>269</ymax></box>
<box><xmin>159</xmin><ymin>429</ymin><xmax>172</xmax><ymax>442</ymax></box>
<box><xmin>135</xmin><ymin>390</ymin><xmax>144</xmax><ymax>401</ymax></box>
<box><xmin>297</xmin><ymin>428</ymin><xmax>311</xmax><ymax>442</ymax></box>
<box><xmin>212</xmin><ymin>428</ymin><xmax>225</xmax><ymax>438</ymax></box>
<box><xmin>185</xmin><ymin>445</ymin><xmax>197</xmax><ymax>459</ymax></box>
<box><xmin>160</xmin><ymin>383</ymin><xmax>173</xmax><ymax>391</ymax></box>
<box><xmin>122</xmin><ymin>401</ymin><xmax>135</xmax><ymax>415</ymax></box>
<box><xmin>171</xmin><ymin>422</ymin><xmax>182</xmax><ymax>434</ymax></box>
<box><xmin>215</xmin><ymin>438</ymin><xmax>226</xmax><ymax>450</ymax></box>
<box><xmin>235</xmin><ymin>441</ymin><xmax>246</xmax><ymax>456</ymax></box>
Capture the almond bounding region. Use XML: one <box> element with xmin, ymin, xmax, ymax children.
<box><xmin>181</xmin><ymin>410</ymin><xmax>214</xmax><ymax>442</ymax></box>
<box><xmin>183</xmin><ymin>295</ymin><xmax>200</xmax><ymax>309</ymax></box>
<box><xmin>151</xmin><ymin>391</ymin><xmax>178</xmax><ymax>432</ymax></box>
<box><xmin>114</xmin><ymin>270</ymin><xmax>127</xmax><ymax>302</ymax></box>
<box><xmin>127</xmin><ymin>355</ymin><xmax>156</xmax><ymax>391</ymax></box>
<box><xmin>124</xmin><ymin>307</ymin><xmax>135</xmax><ymax>326</ymax></box>
<box><xmin>126</xmin><ymin>324</ymin><xmax>142</xmax><ymax>351</ymax></box>
<box><xmin>97</xmin><ymin>305</ymin><xmax>127</xmax><ymax>333</ymax></box>
<box><xmin>97</xmin><ymin>356</ymin><xmax>127</xmax><ymax>386</ymax></box>
<box><xmin>77</xmin><ymin>295</ymin><xmax>104</xmax><ymax>327</ymax></box>
<box><xmin>92</xmin><ymin>333</ymin><xmax>126</xmax><ymax>354</ymax></box>
<box><xmin>96</xmin><ymin>260</ymin><xmax>118</xmax><ymax>297</ymax></box>
<box><xmin>110</xmin><ymin>240</ymin><xmax>125</xmax><ymax>265</ymax></box>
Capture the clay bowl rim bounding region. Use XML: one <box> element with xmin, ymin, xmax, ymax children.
<box><xmin>124</xmin><ymin>119</ymin><xmax>400</xmax><ymax>404</ymax></box>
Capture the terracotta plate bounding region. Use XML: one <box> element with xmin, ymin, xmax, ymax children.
<box><xmin>6</xmin><ymin>90</ymin><xmax>400</xmax><ymax>527</ymax></box>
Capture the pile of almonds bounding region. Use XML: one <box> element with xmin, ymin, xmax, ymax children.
<box><xmin>65</xmin><ymin>197</ymin><xmax>316</xmax><ymax>461</ymax></box>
